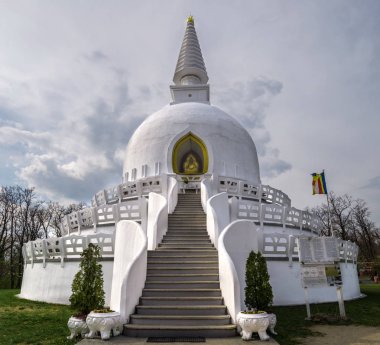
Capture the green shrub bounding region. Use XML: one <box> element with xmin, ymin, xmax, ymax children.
<box><xmin>244</xmin><ymin>251</ymin><xmax>273</xmax><ymax>311</ymax></box>
<box><xmin>69</xmin><ymin>243</ymin><xmax>105</xmax><ymax>316</ymax></box>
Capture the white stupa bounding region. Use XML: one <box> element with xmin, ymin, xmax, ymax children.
<box><xmin>20</xmin><ymin>17</ymin><xmax>360</xmax><ymax>338</ymax></box>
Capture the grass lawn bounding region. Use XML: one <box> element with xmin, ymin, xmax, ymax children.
<box><xmin>0</xmin><ymin>290</ymin><xmax>77</xmax><ymax>345</ymax></box>
<box><xmin>271</xmin><ymin>284</ymin><xmax>380</xmax><ymax>345</ymax></box>
<box><xmin>0</xmin><ymin>285</ymin><xmax>379</xmax><ymax>345</ymax></box>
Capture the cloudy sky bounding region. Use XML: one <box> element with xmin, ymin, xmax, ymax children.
<box><xmin>1</xmin><ymin>1</ymin><xmax>379</xmax><ymax>224</ymax></box>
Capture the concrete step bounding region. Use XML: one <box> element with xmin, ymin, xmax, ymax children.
<box><xmin>147</xmin><ymin>254</ymin><xmax>218</xmax><ymax>260</ymax></box>
<box><xmin>148</xmin><ymin>250</ymin><xmax>216</xmax><ymax>256</ymax></box>
<box><xmin>158</xmin><ymin>244</ymin><xmax>214</xmax><ymax>249</ymax></box>
<box><xmin>142</xmin><ymin>289</ymin><xmax>222</xmax><ymax>297</ymax></box>
<box><xmin>168</xmin><ymin>222</ymin><xmax>207</xmax><ymax>229</ymax></box>
<box><xmin>165</xmin><ymin>228</ymin><xmax>207</xmax><ymax>231</ymax></box>
<box><xmin>169</xmin><ymin>224</ymin><xmax>205</xmax><ymax>226</ymax></box>
<box><xmin>147</xmin><ymin>267</ymin><xmax>218</xmax><ymax>275</ymax></box>
<box><xmin>160</xmin><ymin>241</ymin><xmax>212</xmax><ymax>246</ymax></box>
<box><xmin>161</xmin><ymin>238</ymin><xmax>211</xmax><ymax>242</ymax></box>
<box><xmin>165</xmin><ymin>231</ymin><xmax>208</xmax><ymax>235</ymax></box>
<box><xmin>135</xmin><ymin>305</ymin><xmax>227</xmax><ymax>316</ymax></box>
<box><xmin>146</xmin><ymin>274</ymin><xmax>219</xmax><ymax>282</ymax></box>
<box><xmin>147</xmin><ymin>261</ymin><xmax>217</xmax><ymax>267</ymax></box>
<box><xmin>164</xmin><ymin>233</ymin><xmax>209</xmax><ymax>237</ymax></box>
<box><xmin>129</xmin><ymin>314</ymin><xmax>231</xmax><ymax>326</ymax></box>
<box><xmin>173</xmin><ymin>210</ymin><xmax>203</xmax><ymax>212</ymax></box>
<box><xmin>139</xmin><ymin>296</ymin><xmax>224</xmax><ymax>306</ymax></box>
<box><xmin>124</xmin><ymin>324</ymin><xmax>237</xmax><ymax>338</ymax></box>
<box><xmin>168</xmin><ymin>220</ymin><xmax>206</xmax><ymax>223</ymax></box>
<box><xmin>167</xmin><ymin>228</ymin><xmax>207</xmax><ymax>231</ymax></box>
<box><xmin>144</xmin><ymin>281</ymin><xmax>220</xmax><ymax>289</ymax></box>
<box><xmin>154</xmin><ymin>248</ymin><xmax>217</xmax><ymax>254</ymax></box>
<box><xmin>168</xmin><ymin>223</ymin><xmax>206</xmax><ymax>226</ymax></box>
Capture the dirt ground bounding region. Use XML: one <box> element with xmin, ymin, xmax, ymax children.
<box><xmin>300</xmin><ymin>325</ymin><xmax>380</xmax><ymax>345</ymax></box>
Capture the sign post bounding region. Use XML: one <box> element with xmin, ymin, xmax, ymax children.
<box><xmin>336</xmin><ymin>286</ymin><xmax>346</xmax><ymax>318</ymax></box>
<box><xmin>304</xmin><ymin>287</ymin><xmax>311</xmax><ymax>320</ymax></box>
<box><xmin>298</xmin><ymin>236</ymin><xmax>346</xmax><ymax>320</ymax></box>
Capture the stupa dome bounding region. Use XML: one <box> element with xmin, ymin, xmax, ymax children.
<box><xmin>123</xmin><ymin>102</ymin><xmax>261</xmax><ymax>184</ymax></box>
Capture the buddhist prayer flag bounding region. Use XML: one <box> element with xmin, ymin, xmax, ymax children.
<box><xmin>312</xmin><ymin>172</ymin><xmax>328</xmax><ymax>195</ymax></box>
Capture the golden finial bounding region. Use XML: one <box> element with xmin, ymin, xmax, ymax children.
<box><xmin>187</xmin><ymin>15</ymin><xmax>194</xmax><ymax>24</ymax></box>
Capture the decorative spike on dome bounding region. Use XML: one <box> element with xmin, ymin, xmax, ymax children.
<box><xmin>173</xmin><ymin>16</ymin><xmax>208</xmax><ymax>85</ymax></box>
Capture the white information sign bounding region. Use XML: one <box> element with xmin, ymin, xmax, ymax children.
<box><xmin>301</xmin><ymin>265</ymin><xmax>327</xmax><ymax>287</ymax></box>
<box><xmin>298</xmin><ymin>236</ymin><xmax>339</xmax><ymax>264</ymax></box>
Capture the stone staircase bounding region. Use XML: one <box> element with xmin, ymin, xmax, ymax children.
<box><xmin>124</xmin><ymin>192</ymin><xmax>237</xmax><ymax>337</ymax></box>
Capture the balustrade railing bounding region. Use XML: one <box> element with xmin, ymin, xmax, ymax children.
<box><xmin>92</xmin><ymin>176</ymin><xmax>163</xmax><ymax>207</ymax></box>
<box><xmin>23</xmin><ymin>231</ymin><xmax>358</xmax><ymax>267</ymax></box>
<box><xmin>62</xmin><ymin>198</ymin><xmax>147</xmax><ymax>236</ymax></box>
<box><xmin>234</xmin><ymin>198</ymin><xmax>322</xmax><ymax>233</ymax></box>
<box><xmin>23</xmin><ymin>232</ymin><xmax>114</xmax><ymax>267</ymax></box>
<box><xmin>218</xmin><ymin>176</ymin><xmax>291</xmax><ymax>207</ymax></box>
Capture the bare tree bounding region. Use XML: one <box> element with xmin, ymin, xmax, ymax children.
<box><xmin>0</xmin><ymin>185</ymin><xmax>86</xmax><ymax>288</ymax></box>
<box><xmin>311</xmin><ymin>192</ymin><xmax>380</xmax><ymax>261</ymax></box>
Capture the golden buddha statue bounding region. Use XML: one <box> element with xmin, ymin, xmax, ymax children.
<box><xmin>183</xmin><ymin>153</ymin><xmax>199</xmax><ymax>174</ymax></box>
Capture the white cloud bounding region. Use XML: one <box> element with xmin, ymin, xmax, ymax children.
<box><xmin>0</xmin><ymin>0</ymin><xmax>379</xmax><ymax>225</ymax></box>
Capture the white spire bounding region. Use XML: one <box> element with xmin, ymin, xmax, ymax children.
<box><xmin>173</xmin><ymin>16</ymin><xmax>208</xmax><ymax>85</ymax></box>
<box><xmin>170</xmin><ymin>16</ymin><xmax>210</xmax><ymax>104</ymax></box>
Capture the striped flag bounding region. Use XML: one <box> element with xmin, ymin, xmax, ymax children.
<box><xmin>312</xmin><ymin>172</ymin><xmax>328</xmax><ymax>195</ymax></box>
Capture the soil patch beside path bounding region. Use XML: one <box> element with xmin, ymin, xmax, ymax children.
<box><xmin>300</xmin><ymin>325</ymin><xmax>380</xmax><ymax>345</ymax></box>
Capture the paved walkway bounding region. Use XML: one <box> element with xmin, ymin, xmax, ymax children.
<box><xmin>79</xmin><ymin>335</ymin><xmax>279</xmax><ymax>345</ymax></box>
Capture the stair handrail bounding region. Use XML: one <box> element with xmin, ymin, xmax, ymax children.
<box><xmin>218</xmin><ymin>220</ymin><xmax>260</xmax><ymax>323</ymax></box>
<box><xmin>200</xmin><ymin>177</ymin><xmax>212</xmax><ymax>213</ymax></box>
<box><xmin>218</xmin><ymin>220</ymin><xmax>242</xmax><ymax>324</ymax></box>
<box><xmin>110</xmin><ymin>220</ymin><xmax>147</xmax><ymax>324</ymax></box>
<box><xmin>206</xmin><ymin>192</ymin><xmax>230</xmax><ymax>249</ymax></box>
<box><xmin>167</xmin><ymin>176</ymin><xmax>178</xmax><ymax>214</ymax></box>
<box><xmin>147</xmin><ymin>192</ymin><xmax>168</xmax><ymax>250</ymax></box>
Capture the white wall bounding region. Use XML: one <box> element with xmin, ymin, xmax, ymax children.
<box><xmin>267</xmin><ymin>261</ymin><xmax>360</xmax><ymax>305</ymax></box>
<box><xmin>19</xmin><ymin>260</ymin><xmax>113</xmax><ymax>305</ymax></box>
<box><xmin>218</xmin><ymin>219</ymin><xmax>362</xmax><ymax>320</ymax></box>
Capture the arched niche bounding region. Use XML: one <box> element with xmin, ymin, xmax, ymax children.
<box><xmin>172</xmin><ymin>132</ymin><xmax>208</xmax><ymax>175</ymax></box>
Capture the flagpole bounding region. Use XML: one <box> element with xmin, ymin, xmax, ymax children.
<box><xmin>324</xmin><ymin>169</ymin><xmax>334</xmax><ymax>237</ymax></box>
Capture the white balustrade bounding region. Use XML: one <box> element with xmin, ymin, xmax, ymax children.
<box><xmin>237</xmin><ymin>200</ymin><xmax>260</xmax><ymax>221</ymax></box>
<box><xmin>64</xmin><ymin>235</ymin><xmax>87</xmax><ymax>256</ymax></box>
<box><xmin>260</xmin><ymin>204</ymin><xmax>284</xmax><ymax>225</ymax></box>
<box><xmin>141</xmin><ymin>177</ymin><xmax>162</xmax><ymax>195</ymax></box>
<box><xmin>93</xmin><ymin>177</ymin><xmax>163</xmax><ymax>207</ymax></box>
<box><xmin>261</xmin><ymin>185</ymin><xmax>291</xmax><ymax>207</ymax></box>
<box><xmin>261</xmin><ymin>233</ymin><xmax>289</xmax><ymax>257</ymax></box>
<box><xmin>62</xmin><ymin>198</ymin><xmax>147</xmax><ymax>236</ymax></box>
<box><xmin>286</xmin><ymin>207</ymin><xmax>302</xmax><ymax>228</ymax></box>
<box><xmin>96</xmin><ymin>205</ymin><xmax>116</xmax><ymax>225</ymax></box>
<box><xmin>78</xmin><ymin>208</ymin><xmax>95</xmax><ymax>229</ymax></box>
<box><xmin>87</xmin><ymin>233</ymin><xmax>114</xmax><ymax>256</ymax></box>
<box><xmin>120</xmin><ymin>182</ymin><xmax>139</xmax><ymax>200</ymax></box>
<box><xmin>218</xmin><ymin>176</ymin><xmax>239</xmax><ymax>195</ymax></box>
<box><xmin>23</xmin><ymin>233</ymin><xmax>115</xmax><ymax>267</ymax></box>
<box><xmin>62</xmin><ymin>215</ymin><xmax>71</xmax><ymax>235</ymax></box>
<box><xmin>117</xmin><ymin>200</ymin><xmax>142</xmax><ymax>221</ymax></box>
<box><xmin>233</xmin><ymin>199</ymin><xmax>320</xmax><ymax>234</ymax></box>
<box><xmin>239</xmin><ymin>182</ymin><xmax>260</xmax><ymax>199</ymax></box>
<box><xmin>68</xmin><ymin>212</ymin><xmax>79</xmax><ymax>230</ymax></box>
<box><xmin>301</xmin><ymin>211</ymin><xmax>312</xmax><ymax>230</ymax></box>
<box><xmin>105</xmin><ymin>186</ymin><xmax>120</xmax><ymax>204</ymax></box>
<box><xmin>95</xmin><ymin>190</ymin><xmax>107</xmax><ymax>206</ymax></box>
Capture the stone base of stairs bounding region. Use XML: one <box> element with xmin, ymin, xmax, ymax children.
<box><xmin>78</xmin><ymin>335</ymin><xmax>280</xmax><ymax>344</ymax></box>
<box><xmin>124</xmin><ymin>324</ymin><xmax>237</xmax><ymax>337</ymax></box>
